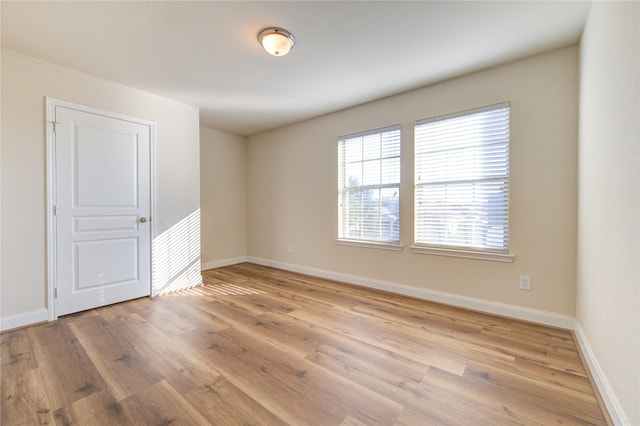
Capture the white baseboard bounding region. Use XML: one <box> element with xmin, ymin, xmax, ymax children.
<box><xmin>574</xmin><ymin>321</ymin><xmax>628</xmax><ymax>425</ymax></box>
<box><xmin>1</xmin><ymin>308</ymin><xmax>48</xmax><ymax>332</ymax></box>
<box><xmin>201</xmin><ymin>256</ymin><xmax>248</xmax><ymax>271</ymax></box>
<box><xmin>246</xmin><ymin>257</ymin><xmax>575</xmax><ymax>330</ymax></box>
<box><xmin>1</xmin><ymin>256</ymin><xmax>248</xmax><ymax>330</ymax></box>
<box><xmin>1</xmin><ymin>259</ymin><xmax>623</xmax><ymax>424</ymax></box>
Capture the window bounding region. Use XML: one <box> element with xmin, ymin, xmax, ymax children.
<box><xmin>414</xmin><ymin>103</ymin><xmax>510</xmax><ymax>254</ymax></box>
<box><xmin>338</xmin><ymin>126</ymin><xmax>401</xmax><ymax>244</ymax></box>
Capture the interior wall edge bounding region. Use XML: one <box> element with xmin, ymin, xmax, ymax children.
<box><xmin>0</xmin><ymin>308</ymin><xmax>48</xmax><ymax>333</ymax></box>
<box><xmin>0</xmin><ymin>258</ymin><xmax>575</xmax><ymax>332</ymax></box>
<box><xmin>574</xmin><ymin>320</ymin><xmax>628</xmax><ymax>425</ymax></box>
<box><xmin>201</xmin><ymin>257</ymin><xmax>249</xmax><ymax>271</ymax></box>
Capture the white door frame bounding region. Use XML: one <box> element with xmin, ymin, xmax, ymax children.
<box><xmin>46</xmin><ymin>97</ymin><xmax>157</xmax><ymax>321</ymax></box>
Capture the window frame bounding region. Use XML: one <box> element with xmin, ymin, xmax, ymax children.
<box><xmin>412</xmin><ymin>102</ymin><xmax>513</xmax><ymax>262</ymax></box>
<box><xmin>337</xmin><ymin>125</ymin><xmax>402</xmax><ymax>248</ymax></box>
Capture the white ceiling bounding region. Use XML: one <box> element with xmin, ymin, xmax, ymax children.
<box><xmin>1</xmin><ymin>1</ymin><xmax>590</xmax><ymax>136</ymax></box>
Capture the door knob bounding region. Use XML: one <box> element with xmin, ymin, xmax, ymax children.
<box><xmin>139</xmin><ymin>217</ymin><xmax>148</xmax><ymax>223</ymax></box>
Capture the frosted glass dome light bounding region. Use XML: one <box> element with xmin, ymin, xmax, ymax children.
<box><xmin>258</xmin><ymin>27</ymin><xmax>295</xmax><ymax>56</ymax></box>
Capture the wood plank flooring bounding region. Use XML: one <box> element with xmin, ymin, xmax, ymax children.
<box><xmin>1</xmin><ymin>263</ymin><xmax>609</xmax><ymax>425</ymax></box>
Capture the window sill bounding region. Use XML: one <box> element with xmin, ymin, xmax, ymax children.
<box><xmin>410</xmin><ymin>245</ymin><xmax>514</xmax><ymax>262</ymax></box>
<box><xmin>337</xmin><ymin>239</ymin><xmax>404</xmax><ymax>251</ymax></box>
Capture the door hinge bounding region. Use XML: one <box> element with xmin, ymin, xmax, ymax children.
<box><xmin>54</xmin><ymin>288</ymin><xmax>58</xmax><ymax>298</ymax></box>
<box><xmin>53</xmin><ymin>205</ymin><xmax>57</xmax><ymax>216</ymax></box>
<box><xmin>50</xmin><ymin>121</ymin><xmax>60</xmax><ymax>133</ymax></box>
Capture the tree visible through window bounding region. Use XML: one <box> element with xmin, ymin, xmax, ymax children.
<box><xmin>338</xmin><ymin>126</ymin><xmax>401</xmax><ymax>243</ymax></box>
<box><xmin>414</xmin><ymin>103</ymin><xmax>510</xmax><ymax>252</ymax></box>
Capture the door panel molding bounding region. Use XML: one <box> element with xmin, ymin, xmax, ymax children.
<box><xmin>46</xmin><ymin>97</ymin><xmax>156</xmax><ymax>320</ymax></box>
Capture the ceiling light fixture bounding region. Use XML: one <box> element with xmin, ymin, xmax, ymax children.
<box><xmin>258</xmin><ymin>27</ymin><xmax>295</xmax><ymax>57</ymax></box>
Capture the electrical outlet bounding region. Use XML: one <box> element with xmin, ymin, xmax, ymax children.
<box><xmin>519</xmin><ymin>275</ymin><xmax>532</xmax><ymax>291</ymax></box>
<box><xmin>287</xmin><ymin>245</ymin><xmax>293</xmax><ymax>255</ymax></box>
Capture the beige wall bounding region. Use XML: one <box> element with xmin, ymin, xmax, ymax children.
<box><xmin>577</xmin><ymin>2</ymin><xmax>640</xmax><ymax>424</ymax></box>
<box><xmin>200</xmin><ymin>126</ymin><xmax>247</xmax><ymax>266</ymax></box>
<box><xmin>0</xmin><ymin>48</ymin><xmax>201</xmax><ymax>321</ymax></box>
<box><xmin>248</xmin><ymin>46</ymin><xmax>579</xmax><ymax>316</ymax></box>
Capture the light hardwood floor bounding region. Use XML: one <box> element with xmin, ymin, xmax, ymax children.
<box><xmin>2</xmin><ymin>263</ymin><xmax>609</xmax><ymax>425</ymax></box>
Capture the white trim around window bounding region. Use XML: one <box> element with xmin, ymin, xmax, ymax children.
<box><xmin>414</xmin><ymin>102</ymin><xmax>511</xmax><ymax>257</ymax></box>
<box><xmin>338</xmin><ymin>125</ymin><xmax>401</xmax><ymax>245</ymax></box>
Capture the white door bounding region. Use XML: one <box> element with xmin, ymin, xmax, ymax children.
<box><xmin>53</xmin><ymin>104</ymin><xmax>152</xmax><ymax>316</ymax></box>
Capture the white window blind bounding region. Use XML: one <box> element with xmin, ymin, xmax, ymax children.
<box><xmin>338</xmin><ymin>126</ymin><xmax>401</xmax><ymax>243</ymax></box>
<box><xmin>414</xmin><ymin>103</ymin><xmax>510</xmax><ymax>252</ymax></box>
